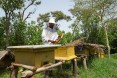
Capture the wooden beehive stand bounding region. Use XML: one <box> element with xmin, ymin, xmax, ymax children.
<box><xmin>64</xmin><ymin>37</ymin><xmax>106</xmax><ymax>70</ymax></box>
<box><xmin>9</xmin><ymin>59</ymin><xmax>78</xmax><ymax>78</ymax></box>
<box><xmin>7</xmin><ymin>45</ymin><xmax>78</xmax><ymax>78</ymax></box>
<box><xmin>10</xmin><ymin>61</ymin><xmax>65</xmax><ymax>78</ymax></box>
<box><xmin>9</xmin><ymin>56</ymin><xmax>78</xmax><ymax>78</ymax></box>
<box><xmin>64</xmin><ymin>38</ymin><xmax>88</xmax><ymax>70</ymax></box>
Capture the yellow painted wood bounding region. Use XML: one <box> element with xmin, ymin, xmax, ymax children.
<box><xmin>13</xmin><ymin>49</ymin><xmax>35</xmax><ymax>66</ymax></box>
<box><xmin>75</xmin><ymin>46</ymin><xmax>105</xmax><ymax>58</ymax></box>
<box><xmin>7</xmin><ymin>45</ymin><xmax>60</xmax><ymax>67</ymax></box>
<box><xmin>35</xmin><ymin>49</ymin><xmax>54</xmax><ymax>67</ymax></box>
<box><xmin>55</xmin><ymin>46</ymin><xmax>77</xmax><ymax>60</ymax></box>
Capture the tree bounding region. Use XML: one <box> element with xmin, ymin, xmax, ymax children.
<box><xmin>51</xmin><ymin>11</ymin><xmax>71</xmax><ymax>22</ymax></box>
<box><xmin>58</xmin><ymin>31</ymin><xmax>73</xmax><ymax>45</ymax></box>
<box><xmin>107</xmin><ymin>18</ymin><xmax>117</xmax><ymax>53</ymax></box>
<box><xmin>69</xmin><ymin>0</ymin><xmax>102</xmax><ymax>43</ymax></box>
<box><xmin>69</xmin><ymin>19</ymin><xmax>80</xmax><ymax>41</ymax></box>
<box><xmin>93</xmin><ymin>0</ymin><xmax>117</xmax><ymax>58</ymax></box>
<box><xmin>37</xmin><ymin>11</ymin><xmax>71</xmax><ymax>26</ymax></box>
<box><xmin>25</xmin><ymin>21</ymin><xmax>42</xmax><ymax>45</ymax></box>
<box><xmin>10</xmin><ymin>21</ymin><xmax>27</xmax><ymax>45</ymax></box>
<box><xmin>69</xmin><ymin>0</ymin><xmax>117</xmax><ymax>58</ymax></box>
<box><xmin>16</xmin><ymin>0</ymin><xmax>41</xmax><ymax>22</ymax></box>
<box><xmin>0</xmin><ymin>17</ymin><xmax>6</xmax><ymax>49</ymax></box>
<box><xmin>37</xmin><ymin>13</ymin><xmax>50</xmax><ymax>26</ymax></box>
<box><xmin>11</xmin><ymin>0</ymin><xmax>41</xmax><ymax>46</ymax></box>
<box><xmin>0</xmin><ymin>0</ymin><xmax>41</xmax><ymax>48</ymax></box>
<box><xmin>0</xmin><ymin>0</ymin><xmax>24</xmax><ymax>48</ymax></box>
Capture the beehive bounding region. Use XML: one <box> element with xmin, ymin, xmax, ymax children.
<box><xmin>75</xmin><ymin>46</ymin><xmax>105</xmax><ymax>58</ymax></box>
<box><xmin>75</xmin><ymin>46</ymin><xmax>90</xmax><ymax>56</ymax></box>
<box><xmin>7</xmin><ymin>45</ymin><xmax>60</xmax><ymax>68</ymax></box>
<box><xmin>55</xmin><ymin>46</ymin><xmax>77</xmax><ymax>60</ymax></box>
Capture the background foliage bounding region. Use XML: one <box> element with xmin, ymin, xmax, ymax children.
<box><xmin>0</xmin><ymin>0</ymin><xmax>117</xmax><ymax>53</ymax></box>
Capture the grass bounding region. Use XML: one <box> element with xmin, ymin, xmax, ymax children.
<box><xmin>0</xmin><ymin>70</ymin><xmax>10</xmax><ymax>78</ymax></box>
<box><xmin>1</xmin><ymin>54</ymin><xmax>117</xmax><ymax>78</ymax></box>
<box><xmin>79</xmin><ymin>54</ymin><xmax>117</xmax><ymax>78</ymax></box>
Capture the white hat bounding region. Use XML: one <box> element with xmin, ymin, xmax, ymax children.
<box><xmin>49</xmin><ymin>18</ymin><xmax>56</xmax><ymax>24</ymax></box>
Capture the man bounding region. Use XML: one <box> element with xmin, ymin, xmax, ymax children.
<box><xmin>41</xmin><ymin>18</ymin><xmax>64</xmax><ymax>77</ymax></box>
<box><xmin>42</xmin><ymin>18</ymin><xmax>62</xmax><ymax>45</ymax></box>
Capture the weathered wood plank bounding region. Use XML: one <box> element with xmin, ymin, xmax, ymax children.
<box><xmin>21</xmin><ymin>61</ymin><xmax>65</xmax><ymax>78</ymax></box>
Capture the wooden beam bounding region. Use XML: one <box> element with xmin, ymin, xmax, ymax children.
<box><xmin>12</xmin><ymin>63</ymin><xmax>37</xmax><ymax>71</ymax></box>
<box><xmin>21</xmin><ymin>61</ymin><xmax>65</xmax><ymax>78</ymax></box>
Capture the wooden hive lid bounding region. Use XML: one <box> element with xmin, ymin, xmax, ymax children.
<box><xmin>7</xmin><ymin>45</ymin><xmax>61</xmax><ymax>49</ymax></box>
<box><xmin>0</xmin><ymin>51</ymin><xmax>8</xmax><ymax>60</ymax></box>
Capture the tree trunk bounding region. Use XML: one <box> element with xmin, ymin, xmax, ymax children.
<box><xmin>5</xmin><ymin>12</ymin><xmax>10</xmax><ymax>49</ymax></box>
<box><xmin>104</xmin><ymin>26</ymin><xmax>110</xmax><ymax>58</ymax></box>
<box><xmin>99</xmin><ymin>10</ymin><xmax>110</xmax><ymax>58</ymax></box>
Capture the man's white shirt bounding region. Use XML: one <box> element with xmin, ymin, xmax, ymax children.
<box><xmin>42</xmin><ymin>24</ymin><xmax>59</xmax><ymax>45</ymax></box>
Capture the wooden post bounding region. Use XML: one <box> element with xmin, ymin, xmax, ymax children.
<box><xmin>12</xmin><ymin>63</ymin><xmax>37</xmax><ymax>71</ymax></box>
<box><xmin>72</xmin><ymin>58</ymin><xmax>77</xmax><ymax>76</ymax></box>
<box><xmin>82</xmin><ymin>56</ymin><xmax>87</xmax><ymax>69</ymax></box>
<box><xmin>10</xmin><ymin>65</ymin><xmax>18</xmax><ymax>78</ymax></box>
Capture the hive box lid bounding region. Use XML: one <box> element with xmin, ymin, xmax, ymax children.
<box><xmin>7</xmin><ymin>45</ymin><xmax>61</xmax><ymax>49</ymax></box>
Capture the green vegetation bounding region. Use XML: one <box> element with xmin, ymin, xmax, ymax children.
<box><xmin>1</xmin><ymin>54</ymin><xmax>117</xmax><ymax>78</ymax></box>
<box><xmin>79</xmin><ymin>54</ymin><xmax>117</xmax><ymax>78</ymax></box>
<box><xmin>0</xmin><ymin>0</ymin><xmax>117</xmax><ymax>77</ymax></box>
<box><xmin>0</xmin><ymin>70</ymin><xmax>10</xmax><ymax>78</ymax></box>
<box><xmin>0</xmin><ymin>0</ymin><xmax>117</xmax><ymax>54</ymax></box>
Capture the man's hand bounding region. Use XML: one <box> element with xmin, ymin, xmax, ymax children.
<box><xmin>55</xmin><ymin>32</ymin><xmax>65</xmax><ymax>43</ymax></box>
<box><xmin>48</xmin><ymin>32</ymin><xmax>65</xmax><ymax>44</ymax></box>
<box><xmin>48</xmin><ymin>40</ymin><xmax>56</xmax><ymax>43</ymax></box>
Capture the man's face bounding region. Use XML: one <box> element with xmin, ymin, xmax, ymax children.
<box><xmin>49</xmin><ymin>23</ymin><xmax>55</xmax><ymax>29</ymax></box>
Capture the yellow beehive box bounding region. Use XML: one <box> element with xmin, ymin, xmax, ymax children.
<box><xmin>75</xmin><ymin>46</ymin><xmax>105</xmax><ymax>58</ymax></box>
<box><xmin>55</xmin><ymin>46</ymin><xmax>77</xmax><ymax>60</ymax></box>
<box><xmin>7</xmin><ymin>45</ymin><xmax>60</xmax><ymax>68</ymax></box>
